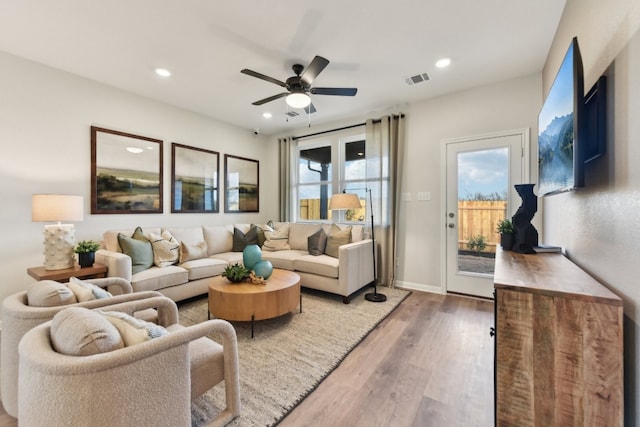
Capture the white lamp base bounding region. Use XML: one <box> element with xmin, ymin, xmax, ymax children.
<box><xmin>43</xmin><ymin>224</ymin><xmax>76</xmax><ymax>270</ymax></box>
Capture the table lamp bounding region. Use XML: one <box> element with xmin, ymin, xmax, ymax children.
<box><xmin>329</xmin><ymin>191</ymin><xmax>387</xmax><ymax>302</ymax></box>
<box><xmin>32</xmin><ymin>194</ymin><xmax>84</xmax><ymax>270</ymax></box>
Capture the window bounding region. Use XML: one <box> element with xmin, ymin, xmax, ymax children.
<box><xmin>295</xmin><ymin>128</ymin><xmax>369</xmax><ymax>223</ymax></box>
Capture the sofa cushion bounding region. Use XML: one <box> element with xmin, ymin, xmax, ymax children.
<box><xmin>148</xmin><ymin>230</ymin><xmax>180</xmax><ymax>267</ymax></box>
<box><xmin>261</xmin><ymin>250</ymin><xmax>308</xmax><ymax>271</ymax></box>
<box><xmin>209</xmin><ymin>252</ymin><xmax>244</xmax><ymax>265</ymax></box>
<box><xmin>103</xmin><ymin>227</ymin><xmax>162</xmax><ymax>253</ymax></box>
<box><xmin>263</xmin><ymin>224</ymin><xmax>291</xmax><ymax>251</ymax></box>
<box><xmin>308</xmin><ymin>228</ymin><xmax>327</xmax><ymax>256</ymax></box>
<box><xmin>232</xmin><ymin>226</ymin><xmax>258</xmax><ymax>251</ymax></box>
<box><xmin>118</xmin><ymin>228</ymin><xmax>154</xmax><ymax>274</ymax></box>
<box><xmin>253</xmin><ymin>223</ymin><xmax>272</xmax><ymax>247</ymax></box>
<box><xmin>294</xmin><ymin>254</ymin><xmax>339</xmax><ymax>278</ymax></box>
<box><xmin>288</xmin><ymin>223</ymin><xmax>322</xmax><ymax>251</ymax></box>
<box><xmin>131</xmin><ymin>265</ymin><xmax>189</xmax><ymax>292</ymax></box>
<box><xmin>179</xmin><ymin>241</ymin><xmax>208</xmax><ymax>263</ymax></box>
<box><xmin>325</xmin><ymin>224</ymin><xmax>352</xmax><ymax>258</ymax></box>
<box><xmin>322</xmin><ymin>223</ymin><xmax>364</xmax><ymax>242</ymax></box>
<box><xmin>27</xmin><ymin>280</ymin><xmax>78</xmax><ymax>307</ymax></box>
<box><xmin>203</xmin><ymin>225</ymin><xmax>234</xmax><ymax>255</ymax></box>
<box><xmin>51</xmin><ymin>307</ymin><xmax>124</xmax><ymax>356</ymax></box>
<box><xmin>179</xmin><ymin>258</ymin><xmax>228</xmax><ymax>281</ymax></box>
<box><xmin>67</xmin><ymin>277</ymin><xmax>113</xmax><ymax>302</ymax></box>
<box><xmin>164</xmin><ymin>226</ymin><xmax>205</xmax><ymax>246</ymax></box>
<box><xmin>100</xmin><ymin>310</ymin><xmax>168</xmax><ymax>346</ymax></box>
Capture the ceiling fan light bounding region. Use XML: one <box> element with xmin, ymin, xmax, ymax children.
<box><xmin>286</xmin><ymin>92</ymin><xmax>311</xmax><ymax>108</ymax></box>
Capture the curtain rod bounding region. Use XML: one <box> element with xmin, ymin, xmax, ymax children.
<box><xmin>291</xmin><ymin>113</ymin><xmax>404</xmax><ymax>141</ymax></box>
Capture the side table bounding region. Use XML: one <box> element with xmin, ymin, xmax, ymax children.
<box><xmin>27</xmin><ymin>263</ymin><xmax>108</xmax><ymax>283</ymax></box>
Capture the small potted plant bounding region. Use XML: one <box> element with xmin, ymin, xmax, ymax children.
<box><xmin>74</xmin><ymin>240</ymin><xmax>100</xmax><ymax>268</ymax></box>
<box><xmin>496</xmin><ymin>219</ymin><xmax>515</xmax><ymax>251</ymax></box>
<box><xmin>222</xmin><ymin>263</ymin><xmax>250</xmax><ymax>283</ymax></box>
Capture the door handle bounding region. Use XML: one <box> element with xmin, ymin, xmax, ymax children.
<box><xmin>448</xmin><ymin>223</ymin><xmax>455</xmax><ymax>228</ymax></box>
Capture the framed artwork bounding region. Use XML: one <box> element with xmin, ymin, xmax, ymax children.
<box><xmin>224</xmin><ymin>154</ymin><xmax>259</xmax><ymax>213</ymax></box>
<box><xmin>91</xmin><ymin>126</ymin><xmax>163</xmax><ymax>214</ymax></box>
<box><xmin>171</xmin><ymin>143</ymin><xmax>220</xmax><ymax>213</ymax></box>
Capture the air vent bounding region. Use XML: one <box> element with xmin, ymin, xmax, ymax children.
<box><xmin>285</xmin><ymin>111</ymin><xmax>299</xmax><ymax>117</ymax></box>
<box><xmin>405</xmin><ymin>72</ymin><xmax>430</xmax><ymax>85</ymax></box>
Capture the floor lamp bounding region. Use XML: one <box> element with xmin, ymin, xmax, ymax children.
<box><xmin>329</xmin><ymin>190</ymin><xmax>387</xmax><ymax>303</ymax></box>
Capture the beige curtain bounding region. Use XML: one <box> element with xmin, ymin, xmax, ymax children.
<box><xmin>365</xmin><ymin>114</ymin><xmax>406</xmax><ymax>288</ymax></box>
<box><xmin>278</xmin><ymin>137</ymin><xmax>294</xmax><ymax>221</ymax></box>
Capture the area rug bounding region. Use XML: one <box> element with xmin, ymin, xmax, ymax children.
<box><xmin>179</xmin><ymin>287</ymin><xmax>410</xmax><ymax>427</ymax></box>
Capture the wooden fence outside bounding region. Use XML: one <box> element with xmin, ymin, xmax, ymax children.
<box><xmin>458</xmin><ymin>200</ymin><xmax>507</xmax><ymax>253</ymax></box>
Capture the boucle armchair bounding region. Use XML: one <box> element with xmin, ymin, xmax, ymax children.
<box><xmin>18</xmin><ymin>295</ymin><xmax>241</xmax><ymax>427</ymax></box>
<box><xmin>0</xmin><ymin>277</ymin><xmax>160</xmax><ymax>418</ymax></box>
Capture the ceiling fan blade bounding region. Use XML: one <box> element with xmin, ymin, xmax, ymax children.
<box><xmin>304</xmin><ymin>103</ymin><xmax>317</xmax><ymax>114</ymax></box>
<box><xmin>241</xmin><ymin>69</ymin><xmax>287</xmax><ymax>88</ymax></box>
<box><xmin>252</xmin><ymin>92</ymin><xmax>289</xmax><ymax>106</ymax></box>
<box><xmin>300</xmin><ymin>56</ymin><xmax>329</xmax><ymax>85</ymax></box>
<box><xmin>310</xmin><ymin>87</ymin><xmax>357</xmax><ymax>96</ymax></box>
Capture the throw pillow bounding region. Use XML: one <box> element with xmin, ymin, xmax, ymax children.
<box><xmin>67</xmin><ymin>277</ymin><xmax>113</xmax><ymax>302</ymax></box>
<box><xmin>262</xmin><ymin>224</ymin><xmax>291</xmax><ymax>251</ymax></box>
<box><xmin>325</xmin><ymin>224</ymin><xmax>352</xmax><ymax>258</ymax></box>
<box><xmin>179</xmin><ymin>240</ymin><xmax>208</xmax><ymax>263</ymax></box>
<box><xmin>253</xmin><ymin>223</ymin><xmax>272</xmax><ymax>247</ymax></box>
<box><xmin>100</xmin><ymin>310</ymin><xmax>168</xmax><ymax>346</ymax></box>
<box><xmin>118</xmin><ymin>227</ymin><xmax>154</xmax><ymax>274</ymax></box>
<box><xmin>308</xmin><ymin>228</ymin><xmax>328</xmax><ymax>256</ymax></box>
<box><xmin>232</xmin><ymin>226</ymin><xmax>258</xmax><ymax>251</ymax></box>
<box><xmin>148</xmin><ymin>230</ymin><xmax>180</xmax><ymax>267</ymax></box>
<box><xmin>27</xmin><ymin>280</ymin><xmax>78</xmax><ymax>307</ymax></box>
<box><xmin>51</xmin><ymin>307</ymin><xmax>124</xmax><ymax>356</ymax></box>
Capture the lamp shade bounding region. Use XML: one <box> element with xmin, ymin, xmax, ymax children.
<box><xmin>329</xmin><ymin>193</ymin><xmax>361</xmax><ymax>210</ymax></box>
<box><xmin>32</xmin><ymin>195</ymin><xmax>84</xmax><ymax>222</ymax></box>
<box><xmin>286</xmin><ymin>92</ymin><xmax>311</xmax><ymax>109</ymax></box>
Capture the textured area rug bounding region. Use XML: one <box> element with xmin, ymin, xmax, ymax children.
<box><xmin>179</xmin><ymin>287</ymin><xmax>410</xmax><ymax>427</ymax></box>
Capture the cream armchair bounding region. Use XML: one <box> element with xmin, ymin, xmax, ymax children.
<box><xmin>0</xmin><ymin>277</ymin><xmax>160</xmax><ymax>418</ymax></box>
<box><xmin>18</xmin><ymin>295</ymin><xmax>241</xmax><ymax>427</ymax></box>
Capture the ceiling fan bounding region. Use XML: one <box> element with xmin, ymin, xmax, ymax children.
<box><xmin>241</xmin><ymin>55</ymin><xmax>357</xmax><ymax>114</ymax></box>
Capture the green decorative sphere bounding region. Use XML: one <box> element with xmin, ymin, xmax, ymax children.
<box><xmin>243</xmin><ymin>244</ymin><xmax>262</xmax><ymax>269</ymax></box>
<box><xmin>252</xmin><ymin>260</ymin><xmax>273</xmax><ymax>280</ymax></box>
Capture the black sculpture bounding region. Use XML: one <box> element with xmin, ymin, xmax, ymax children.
<box><xmin>511</xmin><ymin>184</ymin><xmax>538</xmax><ymax>254</ymax></box>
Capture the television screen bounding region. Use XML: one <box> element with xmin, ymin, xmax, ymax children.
<box><xmin>538</xmin><ymin>37</ymin><xmax>584</xmax><ymax>196</ymax></box>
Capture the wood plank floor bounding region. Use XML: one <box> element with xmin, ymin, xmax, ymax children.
<box><xmin>0</xmin><ymin>291</ymin><xmax>494</xmax><ymax>427</ymax></box>
<box><xmin>279</xmin><ymin>290</ymin><xmax>495</xmax><ymax>427</ymax></box>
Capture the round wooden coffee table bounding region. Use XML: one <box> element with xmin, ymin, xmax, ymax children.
<box><xmin>208</xmin><ymin>269</ymin><xmax>301</xmax><ymax>337</ymax></box>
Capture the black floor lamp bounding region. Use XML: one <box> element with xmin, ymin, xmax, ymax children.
<box><xmin>329</xmin><ymin>189</ymin><xmax>387</xmax><ymax>303</ymax></box>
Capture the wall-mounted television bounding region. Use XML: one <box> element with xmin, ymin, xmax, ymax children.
<box><xmin>538</xmin><ymin>37</ymin><xmax>585</xmax><ymax>196</ymax></box>
<box><xmin>583</xmin><ymin>75</ymin><xmax>607</xmax><ymax>163</ymax></box>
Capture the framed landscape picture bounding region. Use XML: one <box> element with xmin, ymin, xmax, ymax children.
<box><xmin>91</xmin><ymin>126</ymin><xmax>163</xmax><ymax>214</ymax></box>
<box><xmin>171</xmin><ymin>143</ymin><xmax>219</xmax><ymax>213</ymax></box>
<box><xmin>224</xmin><ymin>154</ymin><xmax>259</xmax><ymax>213</ymax></box>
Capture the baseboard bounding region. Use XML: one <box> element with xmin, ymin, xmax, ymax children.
<box><xmin>394</xmin><ymin>280</ymin><xmax>445</xmax><ymax>294</ymax></box>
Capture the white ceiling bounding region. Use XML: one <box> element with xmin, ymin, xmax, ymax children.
<box><xmin>0</xmin><ymin>0</ymin><xmax>566</xmax><ymax>136</ymax></box>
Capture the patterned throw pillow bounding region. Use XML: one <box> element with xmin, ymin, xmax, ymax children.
<box><xmin>148</xmin><ymin>230</ymin><xmax>180</xmax><ymax>267</ymax></box>
<box><xmin>100</xmin><ymin>310</ymin><xmax>168</xmax><ymax>346</ymax></box>
<box><xmin>118</xmin><ymin>226</ymin><xmax>154</xmax><ymax>274</ymax></box>
<box><xmin>67</xmin><ymin>277</ymin><xmax>113</xmax><ymax>302</ymax></box>
<box><xmin>262</xmin><ymin>224</ymin><xmax>291</xmax><ymax>251</ymax></box>
<box><xmin>324</xmin><ymin>224</ymin><xmax>352</xmax><ymax>258</ymax></box>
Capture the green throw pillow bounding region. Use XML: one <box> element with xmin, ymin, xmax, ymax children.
<box><xmin>324</xmin><ymin>224</ymin><xmax>352</xmax><ymax>258</ymax></box>
<box><xmin>233</xmin><ymin>226</ymin><xmax>258</xmax><ymax>252</ymax></box>
<box><xmin>118</xmin><ymin>227</ymin><xmax>153</xmax><ymax>274</ymax></box>
<box><xmin>308</xmin><ymin>228</ymin><xmax>327</xmax><ymax>256</ymax></box>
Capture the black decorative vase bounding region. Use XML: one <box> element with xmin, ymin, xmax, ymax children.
<box><xmin>511</xmin><ymin>184</ymin><xmax>538</xmax><ymax>254</ymax></box>
<box><xmin>78</xmin><ymin>252</ymin><xmax>95</xmax><ymax>268</ymax></box>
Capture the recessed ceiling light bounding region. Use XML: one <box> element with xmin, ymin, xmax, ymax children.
<box><xmin>155</xmin><ymin>68</ymin><xmax>171</xmax><ymax>77</ymax></box>
<box><xmin>435</xmin><ymin>58</ymin><xmax>451</xmax><ymax>69</ymax></box>
<box><xmin>262</xmin><ymin>112</ymin><xmax>272</xmax><ymax>119</ymax></box>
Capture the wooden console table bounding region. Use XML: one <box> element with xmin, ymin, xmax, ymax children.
<box><xmin>493</xmin><ymin>248</ymin><xmax>623</xmax><ymax>426</ymax></box>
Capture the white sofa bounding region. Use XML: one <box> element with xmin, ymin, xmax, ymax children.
<box><xmin>96</xmin><ymin>222</ymin><xmax>374</xmax><ymax>304</ymax></box>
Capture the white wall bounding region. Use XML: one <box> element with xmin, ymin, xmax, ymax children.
<box><xmin>396</xmin><ymin>74</ymin><xmax>541</xmax><ymax>292</ymax></box>
<box><xmin>0</xmin><ymin>51</ymin><xmax>279</xmax><ymax>306</ymax></box>
<box><xmin>541</xmin><ymin>0</ymin><xmax>640</xmax><ymax>421</ymax></box>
